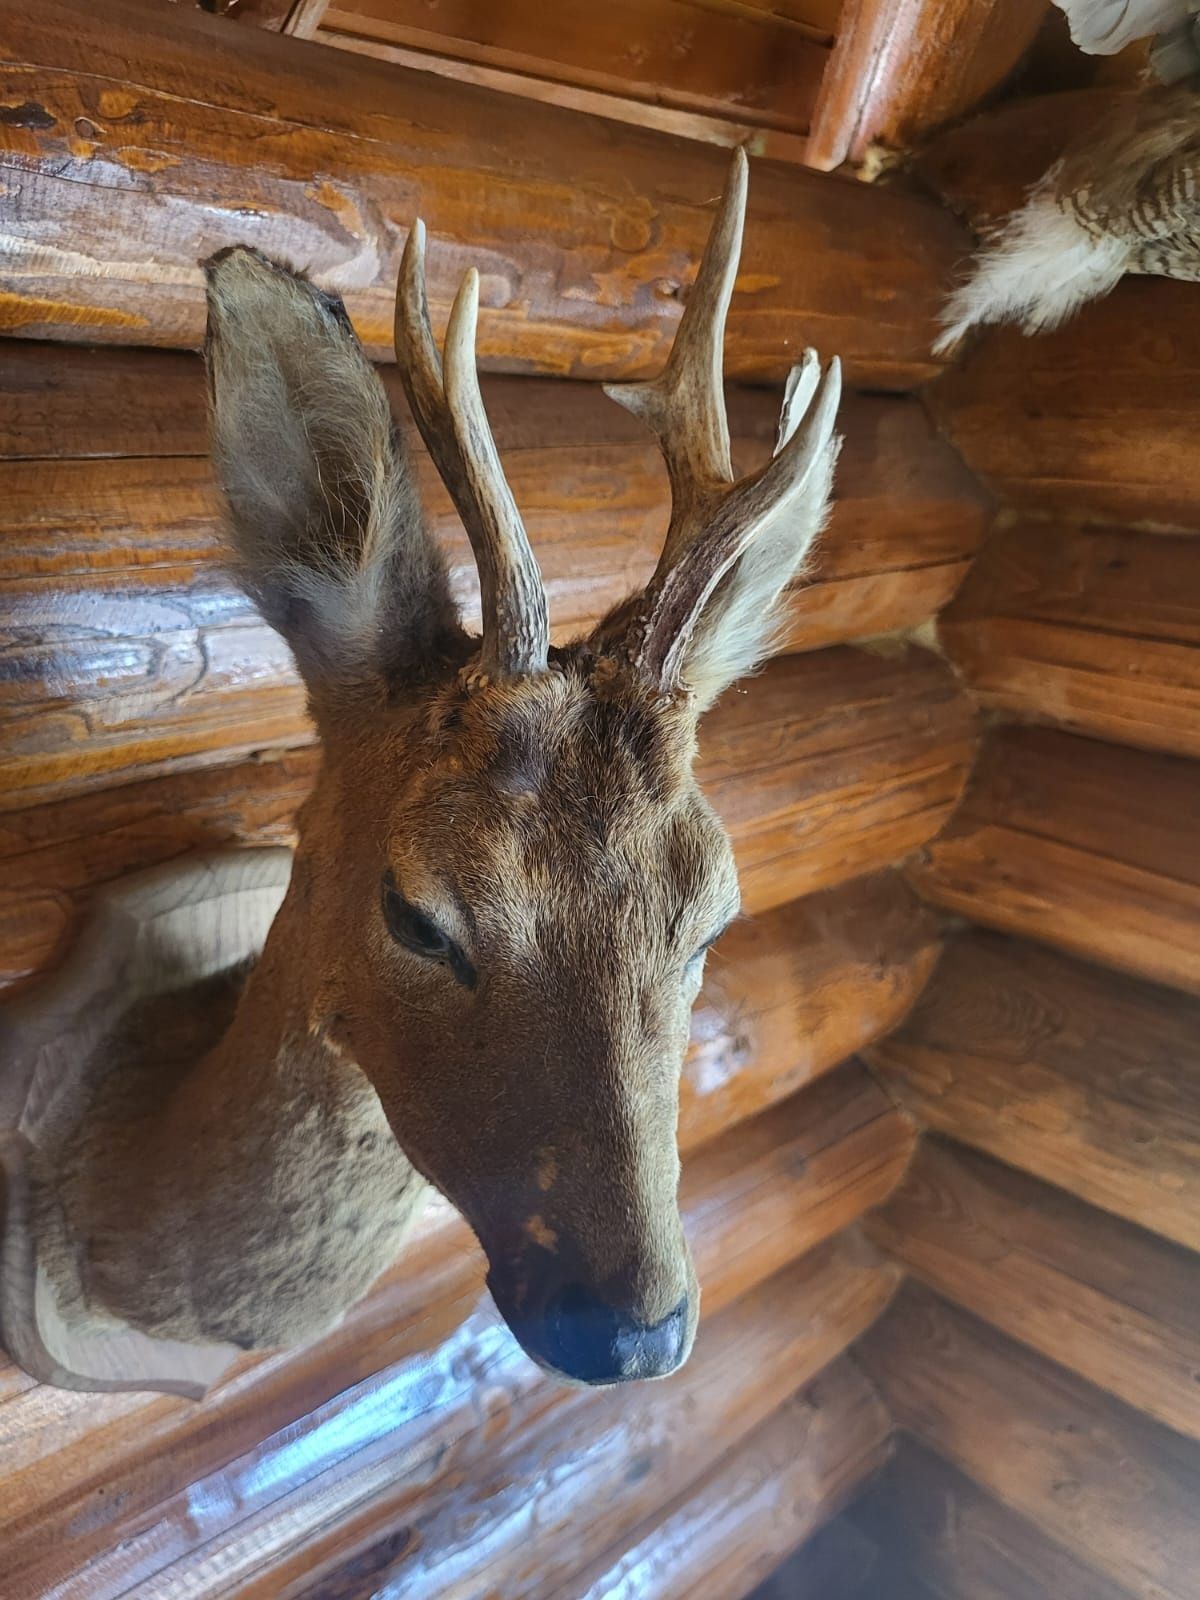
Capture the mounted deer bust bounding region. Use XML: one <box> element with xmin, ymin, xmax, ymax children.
<box><xmin>0</xmin><ymin>152</ymin><xmax>840</xmax><ymax>1395</ymax></box>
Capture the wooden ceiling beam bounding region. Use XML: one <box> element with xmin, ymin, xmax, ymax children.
<box><xmin>0</xmin><ymin>0</ymin><xmax>964</xmax><ymax>384</ymax></box>
<box><xmin>806</xmin><ymin>0</ymin><xmax>1049</xmax><ymax>172</ymax></box>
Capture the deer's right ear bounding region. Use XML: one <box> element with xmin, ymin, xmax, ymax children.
<box><xmin>203</xmin><ymin>247</ymin><xmax>464</xmax><ymax>715</ymax></box>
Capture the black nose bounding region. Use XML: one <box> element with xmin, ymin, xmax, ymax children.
<box><xmin>537</xmin><ymin>1285</ymin><xmax>689</xmax><ymax>1384</ymax></box>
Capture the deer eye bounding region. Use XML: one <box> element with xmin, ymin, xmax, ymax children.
<box><xmin>381</xmin><ymin>873</ymin><xmax>476</xmax><ymax>988</ymax></box>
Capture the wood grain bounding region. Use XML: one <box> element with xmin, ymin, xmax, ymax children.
<box><xmin>866</xmin><ymin>1138</ymin><xmax>1200</xmax><ymax>1439</ymax></box>
<box><xmin>0</xmin><ymin>0</ymin><xmax>965</xmax><ymax>383</ymax></box>
<box><xmin>681</xmin><ymin>872</ymin><xmax>941</xmax><ymax>1147</ymax></box>
<box><xmin>930</xmin><ymin>277</ymin><xmax>1200</xmax><ymax>530</ymax></box>
<box><xmin>807</xmin><ymin>0</ymin><xmax>1048</xmax><ymax>170</ymax></box>
<box><xmin>318</xmin><ymin>0</ymin><xmax>829</xmax><ymax>135</ymax></box>
<box><xmin>916</xmin><ymin>86</ymin><xmax>1132</xmax><ymax>228</ymax></box>
<box><xmin>0</xmin><ymin>344</ymin><xmax>989</xmax><ymax>807</ymax></box>
<box><xmin>560</xmin><ymin>1359</ymin><xmax>894</xmax><ymax>1600</ymax></box>
<box><xmin>0</xmin><ymin>1063</ymin><xmax>908</xmax><ymax>1598</ymax></box>
<box><xmin>867</xmin><ymin>930</ymin><xmax>1200</xmax><ymax>1249</ymax></box>
<box><xmin>858</xmin><ymin>1286</ymin><xmax>1200</xmax><ymax>1600</ymax></box>
<box><xmin>939</xmin><ymin>518</ymin><xmax>1200</xmax><ymax>759</ymax></box>
<box><xmin>907</xmin><ymin>726</ymin><xmax>1200</xmax><ymax>994</ymax></box>
<box><xmin>0</xmin><ymin>645</ymin><xmax>974</xmax><ymax>988</ymax></box>
<box><xmin>851</xmin><ymin>1436</ymin><xmax>1141</xmax><ymax>1600</ymax></box>
<box><xmin>225</xmin><ymin>1244</ymin><xmax>897</xmax><ymax>1600</ymax></box>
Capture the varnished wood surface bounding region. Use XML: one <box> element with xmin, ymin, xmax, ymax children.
<box><xmin>0</xmin><ymin>344</ymin><xmax>988</xmax><ymax>808</ymax></box>
<box><xmin>0</xmin><ymin>1063</ymin><xmax>908</xmax><ymax>1597</ymax></box>
<box><xmin>0</xmin><ymin>646</ymin><xmax>975</xmax><ymax>988</ymax></box>
<box><xmin>806</xmin><ymin>0</ymin><xmax>1047</xmax><ymax>170</ymax></box>
<box><xmin>866</xmin><ymin>1138</ymin><xmax>1200</xmax><ymax>1439</ymax></box>
<box><xmin>858</xmin><ymin>1286</ymin><xmax>1200</xmax><ymax>1600</ymax></box>
<box><xmin>682</xmin><ymin>873</ymin><xmax>941</xmax><ymax>1148</ymax></box>
<box><xmin>0</xmin><ymin>0</ymin><xmax>964</xmax><ymax>382</ymax></box>
<box><xmin>867</xmin><ymin>930</ymin><xmax>1200</xmax><ymax>1249</ymax></box>
<box><xmin>939</xmin><ymin>518</ymin><xmax>1200</xmax><ymax>759</ymax></box>
<box><xmin>907</xmin><ymin>726</ymin><xmax>1200</xmax><ymax>995</ymax></box>
<box><xmin>852</xmin><ymin>1437</ymin><xmax>1141</xmax><ymax>1600</ymax></box>
<box><xmin>319</xmin><ymin>0</ymin><xmax>830</xmax><ymax>138</ymax></box>
<box><xmin>916</xmin><ymin>86</ymin><xmax>1131</xmax><ymax>228</ymax></box>
<box><xmin>561</xmin><ymin>1359</ymin><xmax>893</xmax><ymax>1600</ymax></box>
<box><xmin>930</xmin><ymin>278</ymin><xmax>1200</xmax><ymax>530</ymax></box>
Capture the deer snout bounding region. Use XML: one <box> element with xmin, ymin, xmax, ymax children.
<box><xmin>535</xmin><ymin>1283</ymin><xmax>690</xmax><ymax>1384</ymax></box>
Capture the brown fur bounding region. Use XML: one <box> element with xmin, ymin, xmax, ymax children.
<box><xmin>35</xmin><ymin>198</ymin><xmax>836</xmax><ymax>1382</ymax></box>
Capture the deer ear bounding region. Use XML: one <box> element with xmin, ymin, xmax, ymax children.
<box><xmin>203</xmin><ymin>247</ymin><xmax>463</xmax><ymax>713</ymax></box>
<box><xmin>676</xmin><ymin>431</ymin><xmax>838</xmax><ymax>714</ymax></box>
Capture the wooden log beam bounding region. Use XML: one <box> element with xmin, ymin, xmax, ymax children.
<box><xmin>0</xmin><ymin>0</ymin><xmax>964</xmax><ymax>384</ymax></box>
<box><xmin>867</xmin><ymin>930</ymin><xmax>1200</xmax><ymax>1249</ymax></box>
<box><xmin>0</xmin><ymin>344</ymin><xmax>990</xmax><ymax>810</ymax></box>
<box><xmin>857</xmin><ymin>1286</ymin><xmax>1200</xmax><ymax>1600</ymax></box>
<box><xmin>907</xmin><ymin>726</ymin><xmax>1200</xmax><ymax>994</ymax></box>
<box><xmin>682</xmin><ymin>872</ymin><xmax>940</xmax><ymax>1148</ymax></box>
<box><xmin>806</xmin><ymin>0</ymin><xmax>1048</xmax><ymax>172</ymax></box>
<box><xmin>227</xmin><ymin>1248</ymin><xmax>897</xmax><ymax>1600</ymax></box>
<box><xmin>929</xmin><ymin>279</ymin><xmax>1200</xmax><ymax>530</ymax></box>
<box><xmin>556</xmin><ymin>1360</ymin><xmax>894</xmax><ymax>1600</ymax></box>
<box><xmin>0</xmin><ymin>1063</ymin><xmax>909</xmax><ymax>1597</ymax></box>
<box><xmin>315</xmin><ymin>0</ymin><xmax>830</xmax><ymax>142</ymax></box>
<box><xmin>0</xmin><ymin>644</ymin><xmax>974</xmax><ymax>988</ymax></box>
<box><xmin>851</xmin><ymin>1437</ymin><xmax>1141</xmax><ymax>1600</ymax></box>
<box><xmin>866</xmin><ymin>1137</ymin><xmax>1200</xmax><ymax>1439</ymax></box>
<box><xmin>938</xmin><ymin>518</ymin><xmax>1200</xmax><ymax>759</ymax></box>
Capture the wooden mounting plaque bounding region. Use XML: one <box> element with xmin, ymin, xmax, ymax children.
<box><xmin>0</xmin><ymin>848</ymin><xmax>293</xmax><ymax>1398</ymax></box>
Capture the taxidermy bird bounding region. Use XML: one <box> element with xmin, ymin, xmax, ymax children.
<box><xmin>935</xmin><ymin>80</ymin><xmax>1200</xmax><ymax>351</ymax></box>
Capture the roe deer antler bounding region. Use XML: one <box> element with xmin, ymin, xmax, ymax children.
<box><xmin>604</xmin><ymin>148</ymin><xmax>842</xmax><ymax>694</ymax></box>
<box><xmin>395</xmin><ymin>224</ymin><xmax>550</xmax><ymax>684</ymax></box>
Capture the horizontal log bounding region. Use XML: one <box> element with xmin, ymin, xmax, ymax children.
<box><xmin>939</xmin><ymin>518</ymin><xmax>1200</xmax><ymax>759</ymax></box>
<box><xmin>915</xmin><ymin>88</ymin><xmax>1131</xmax><ymax>230</ymax></box>
<box><xmin>681</xmin><ymin>872</ymin><xmax>941</xmax><ymax>1147</ymax></box>
<box><xmin>0</xmin><ymin>645</ymin><xmax>974</xmax><ymax>988</ymax></box>
<box><xmin>866</xmin><ymin>1138</ymin><xmax>1200</xmax><ymax>1438</ymax></box>
<box><xmin>233</xmin><ymin>1244</ymin><xmax>897</xmax><ymax>1600</ymax></box>
<box><xmin>867</xmin><ymin>930</ymin><xmax>1200</xmax><ymax>1249</ymax></box>
<box><xmin>318</xmin><ymin>0</ymin><xmax>830</xmax><ymax>138</ymax></box>
<box><xmin>0</xmin><ymin>344</ymin><xmax>989</xmax><ymax>808</ymax></box>
<box><xmin>806</xmin><ymin>0</ymin><xmax>1048</xmax><ymax>171</ymax></box>
<box><xmin>560</xmin><ymin>1360</ymin><xmax>893</xmax><ymax>1600</ymax></box>
<box><xmin>1</xmin><ymin>1062</ymin><xmax>909</xmax><ymax>1597</ymax></box>
<box><xmin>0</xmin><ymin>0</ymin><xmax>964</xmax><ymax>383</ymax></box>
<box><xmin>851</xmin><ymin>1436</ymin><xmax>1141</xmax><ymax>1600</ymax></box>
<box><xmin>907</xmin><ymin>726</ymin><xmax>1200</xmax><ymax>994</ymax></box>
<box><xmin>857</xmin><ymin>1285</ymin><xmax>1200</xmax><ymax>1600</ymax></box>
<box><xmin>929</xmin><ymin>278</ymin><xmax>1200</xmax><ymax>530</ymax></box>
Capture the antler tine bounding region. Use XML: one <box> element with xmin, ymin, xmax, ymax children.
<box><xmin>603</xmin><ymin>147</ymin><xmax>748</xmax><ymax>574</ymax></box>
<box><xmin>395</xmin><ymin>223</ymin><xmax>549</xmax><ymax>683</ymax></box>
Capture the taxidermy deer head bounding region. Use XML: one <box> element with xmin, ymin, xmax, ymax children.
<box><xmin>203</xmin><ymin>150</ymin><xmax>840</xmax><ymax>1386</ymax></box>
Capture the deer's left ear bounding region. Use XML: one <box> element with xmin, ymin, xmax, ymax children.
<box><xmin>671</xmin><ymin>421</ymin><xmax>839</xmax><ymax>714</ymax></box>
<box><xmin>203</xmin><ymin>247</ymin><xmax>464</xmax><ymax>716</ymax></box>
